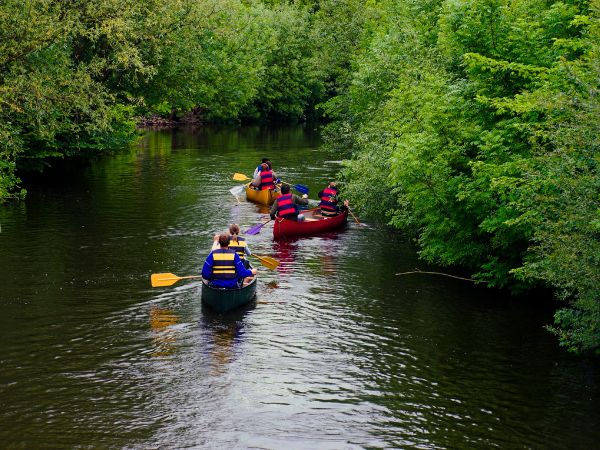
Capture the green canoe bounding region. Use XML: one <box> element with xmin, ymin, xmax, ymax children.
<box><xmin>201</xmin><ymin>277</ymin><xmax>257</xmax><ymax>313</ymax></box>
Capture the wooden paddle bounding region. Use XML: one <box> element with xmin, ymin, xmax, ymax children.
<box><xmin>151</xmin><ymin>273</ymin><xmax>203</xmax><ymax>287</ymax></box>
<box><xmin>348</xmin><ymin>207</ymin><xmax>362</xmax><ymax>225</ymax></box>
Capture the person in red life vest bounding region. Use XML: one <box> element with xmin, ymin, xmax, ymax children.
<box><xmin>270</xmin><ymin>183</ymin><xmax>309</xmax><ymax>221</ymax></box>
<box><xmin>253</xmin><ymin>158</ymin><xmax>270</xmax><ymax>178</ymax></box>
<box><xmin>318</xmin><ymin>181</ymin><xmax>349</xmax><ymax>217</ymax></box>
<box><xmin>202</xmin><ymin>234</ymin><xmax>257</xmax><ymax>288</ymax></box>
<box><xmin>251</xmin><ymin>163</ymin><xmax>279</xmax><ymax>190</ymax></box>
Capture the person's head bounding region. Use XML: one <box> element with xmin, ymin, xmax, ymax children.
<box><xmin>261</xmin><ymin>163</ymin><xmax>269</xmax><ymax>171</ymax></box>
<box><xmin>266</xmin><ymin>160</ymin><xmax>272</xmax><ymax>169</ymax></box>
<box><xmin>281</xmin><ymin>183</ymin><xmax>291</xmax><ymax>194</ymax></box>
<box><xmin>329</xmin><ymin>181</ymin><xmax>337</xmax><ymax>188</ymax></box>
<box><xmin>218</xmin><ymin>234</ymin><xmax>230</xmax><ymax>248</ymax></box>
<box><xmin>261</xmin><ymin>158</ymin><xmax>269</xmax><ymax>164</ymax></box>
<box><xmin>229</xmin><ymin>224</ymin><xmax>240</xmax><ymax>235</ymax></box>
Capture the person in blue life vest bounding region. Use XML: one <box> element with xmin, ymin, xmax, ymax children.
<box><xmin>251</xmin><ymin>162</ymin><xmax>279</xmax><ymax>191</ymax></box>
<box><xmin>318</xmin><ymin>181</ymin><xmax>349</xmax><ymax>217</ymax></box>
<box><xmin>202</xmin><ymin>234</ymin><xmax>257</xmax><ymax>288</ymax></box>
<box><xmin>270</xmin><ymin>183</ymin><xmax>309</xmax><ymax>221</ymax></box>
<box><xmin>253</xmin><ymin>158</ymin><xmax>270</xmax><ymax>178</ymax></box>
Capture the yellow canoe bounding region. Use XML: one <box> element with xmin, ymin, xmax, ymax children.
<box><xmin>245</xmin><ymin>183</ymin><xmax>280</xmax><ymax>205</ymax></box>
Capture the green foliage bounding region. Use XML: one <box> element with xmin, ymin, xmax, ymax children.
<box><xmin>0</xmin><ymin>0</ymin><xmax>354</xmax><ymax>201</ymax></box>
<box><xmin>324</xmin><ymin>0</ymin><xmax>600</xmax><ymax>351</ymax></box>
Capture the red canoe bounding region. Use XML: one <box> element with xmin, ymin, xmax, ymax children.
<box><xmin>273</xmin><ymin>208</ymin><xmax>348</xmax><ymax>239</ymax></box>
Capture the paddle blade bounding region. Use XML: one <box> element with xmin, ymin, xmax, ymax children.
<box><xmin>151</xmin><ymin>273</ymin><xmax>181</xmax><ymax>287</ymax></box>
<box><xmin>254</xmin><ymin>254</ymin><xmax>279</xmax><ymax>270</ymax></box>
<box><xmin>229</xmin><ymin>185</ymin><xmax>245</xmax><ymax>196</ymax></box>
<box><xmin>233</xmin><ymin>173</ymin><xmax>251</xmax><ymax>182</ymax></box>
<box><xmin>293</xmin><ymin>184</ymin><xmax>309</xmax><ymax>195</ymax></box>
<box><xmin>245</xmin><ymin>219</ymin><xmax>271</xmax><ymax>235</ymax></box>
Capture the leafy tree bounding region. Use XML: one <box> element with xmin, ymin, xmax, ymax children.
<box><xmin>324</xmin><ymin>0</ymin><xmax>599</xmax><ymax>350</ymax></box>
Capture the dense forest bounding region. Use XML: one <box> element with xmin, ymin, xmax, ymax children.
<box><xmin>1</xmin><ymin>0</ymin><xmax>598</xmax><ymax>352</ymax></box>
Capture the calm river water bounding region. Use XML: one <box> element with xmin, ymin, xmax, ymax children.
<box><xmin>1</xmin><ymin>126</ymin><xmax>599</xmax><ymax>449</ymax></box>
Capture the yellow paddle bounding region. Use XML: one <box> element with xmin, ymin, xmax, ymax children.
<box><xmin>151</xmin><ymin>255</ymin><xmax>278</xmax><ymax>287</ymax></box>
<box><xmin>233</xmin><ymin>172</ymin><xmax>252</xmax><ymax>182</ymax></box>
<box><xmin>251</xmin><ymin>254</ymin><xmax>279</xmax><ymax>270</ymax></box>
<box><xmin>151</xmin><ymin>273</ymin><xmax>203</xmax><ymax>287</ymax></box>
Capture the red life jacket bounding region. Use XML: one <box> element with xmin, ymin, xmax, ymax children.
<box><xmin>260</xmin><ymin>170</ymin><xmax>275</xmax><ymax>190</ymax></box>
<box><xmin>277</xmin><ymin>193</ymin><xmax>297</xmax><ymax>218</ymax></box>
<box><xmin>319</xmin><ymin>187</ymin><xmax>338</xmax><ymax>212</ymax></box>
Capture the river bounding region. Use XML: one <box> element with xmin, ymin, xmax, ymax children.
<box><xmin>1</xmin><ymin>126</ymin><xmax>599</xmax><ymax>448</ymax></box>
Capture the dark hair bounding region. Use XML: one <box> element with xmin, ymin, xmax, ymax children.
<box><xmin>281</xmin><ymin>183</ymin><xmax>290</xmax><ymax>194</ymax></box>
<box><xmin>266</xmin><ymin>160</ymin><xmax>272</xmax><ymax>169</ymax></box>
<box><xmin>229</xmin><ymin>224</ymin><xmax>240</xmax><ymax>235</ymax></box>
<box><xmin>261</xmin><ymin>158</ymin><xmax>269</xmax><ymax>163</ymax></box>
<box><xmin>218</xmin><ymin>234</ymin><xmax>230</xmax><ymax>247</ymax></box>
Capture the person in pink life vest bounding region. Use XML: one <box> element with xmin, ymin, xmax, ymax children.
<box><xmin>270</xmin><ymin>183</ymin><xmax>308</xmax><ymax>221</ymax></box>
<box><xmin>318</xmin><ymin>181</ymin><xmax>349</xmax><ymax>217</ymax></box>
<box><xmin>251</xmin><ymin>162</ymin><xmax>279</xmax><ymax>191</ymax></box>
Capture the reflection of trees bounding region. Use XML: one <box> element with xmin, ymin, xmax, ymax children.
<box><xmin>150</xmin><ymin>307</ymin><xmax>178</xmax><ymax>358</ymax></box>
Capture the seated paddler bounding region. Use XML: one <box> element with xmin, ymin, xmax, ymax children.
<box><xmin>227</xmin><ymin>223</ymin><xmax>252</xmax><ymax>268</ymax></box>
<box><xmin>202</xmin><ymin>234</ymin><xmax>257</xmax><ymax>288</ymax></box>
<box><xmin>253</xmin><ymin>158</ymin><xmax>270</xmax><ymax>178</ymax></box>
<box><xmin>318</xmin><ymin>181</ymin><xmax>349</xmax><ymax>217</ymax></box>
<box><xmin>270</xmin><ymin>183</ymin><xmax>309</xmax><ymax>221</ymax></box>
<box><xmin>251</xmin><ymin>163</ymin><xmax>278</xmax><ymax>191</ymax></box>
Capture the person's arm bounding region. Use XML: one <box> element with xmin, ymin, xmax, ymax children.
<box><xmin>201</xmin><ymin>253</ymin><xmax>214</xmax><ymax>279</ymax></box>
<box><xmin>294</xmin><ymin>194</ymin><xmax>309</xmax><ymax>206</ymax></box>
<box><xmin>244</xmin><ymin>243</ymin><xmax>252</xmax><ymax>256</ymax></box>
<box><xmin>234</xmin><ymin>253</ymin><xmax>256</xmax><ymax>277</ymax></box>
<box><xmin>270</xmin><ymin>199</ymin><xmax>278</xmax><ymax>219</ymax></box>
<box><xmin>210</xmin><ymin>234</ymin><xmax>220</xmax><ymax>251</ymax></box>
<box><xmin>253</xmin><ymin>166</ymin><xmax>260</xmax><ymax>178</ymax></box>
<box><xmin>251</xmin><ymin>172</ymin><xmax>261</xmax><ymax>187</ymax></box>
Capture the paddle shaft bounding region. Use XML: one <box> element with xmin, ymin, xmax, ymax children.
<box><xmin>348</xmin><ymin>208</ymin><xmax>361</xmax><ymax>225</ymax></box>
<box><xmin>151</xmin><ymin>273</ymin><xmax>203</xmax><ymax>287</ymax></box>
<box><xmin>171</xmin><ymin>275</ymin><xmax>203</xmax><ymax>281</ymax></box>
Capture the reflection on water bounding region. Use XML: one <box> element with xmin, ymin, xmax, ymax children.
<box><xmin>1</xmin><ymin>126</ymin><xmax>600</xmax><ymax>449</ymax></box>
<box><xmin>272</xmin><ymin>239</ymin><xmax>298</xmax><ymax>277</ymax></box>
<box><xmin>201</xmin><ymin>306</ymin><xmax>253</xmax><ymax>376</ymax></box>
<box><xmin>150</xmin><ymin>307</ymin><xmax>178</xmax><ymax>358</ymax></box>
